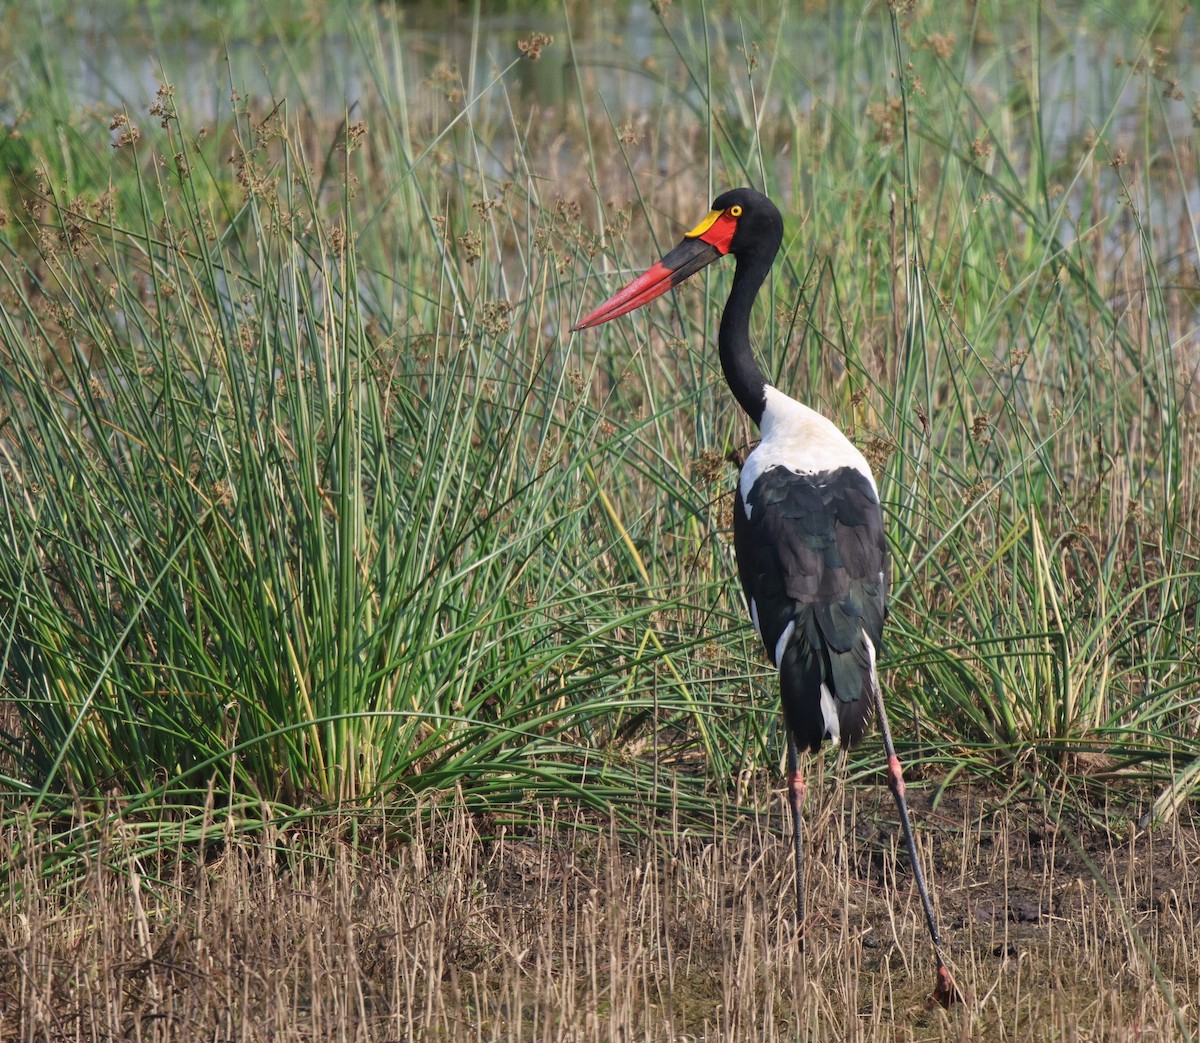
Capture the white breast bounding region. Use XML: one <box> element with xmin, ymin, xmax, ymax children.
<box><xmin>739</xmin><ymin>386</ymin><xmax>877</xmax><ymax>516</ymax></box>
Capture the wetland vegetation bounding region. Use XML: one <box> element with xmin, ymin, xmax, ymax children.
<box><xmin>1</xmin><ymin>0</ymin><xmax>1198</xmax><ymax>1037</ymax></box>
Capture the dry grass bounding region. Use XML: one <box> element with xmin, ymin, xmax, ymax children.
<box><xmin>4</xmin><ymin>775</ymin><xmax>1198</xmax><ymax>1041</ymax></box>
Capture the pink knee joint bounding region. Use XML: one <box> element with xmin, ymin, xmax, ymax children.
<box><xmin>787</xmin><ymin>768</ymin><xmax>806</xmax><ymax>806</ymax></box>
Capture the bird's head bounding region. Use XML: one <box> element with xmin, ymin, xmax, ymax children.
<box><xmin>571</xmin><ymin>187</ymin><xmax>783</xmax><ymax>331</ymax></box>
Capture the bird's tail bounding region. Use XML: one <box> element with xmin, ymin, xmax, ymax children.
<box><xmin>779</xmin><ymin>630</ymin><xmax>877</xmax><ymax>753</ymax></box>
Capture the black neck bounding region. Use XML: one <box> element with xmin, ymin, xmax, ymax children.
<box><xmin>718</xmin><ymin>254</ymin><xmax>771</xmax><ymax>427</ymax></box>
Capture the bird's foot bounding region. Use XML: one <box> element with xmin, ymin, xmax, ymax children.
<box><xmin>929</xmin><ymin>964</ymin><xmax>961</xmax><ymax>1009</ymax></box>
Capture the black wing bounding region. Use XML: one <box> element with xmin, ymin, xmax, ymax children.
<box><xmin>733</xmin><ymin>464</ymin><xmax>888</xmax><ymax>752</ymax></box>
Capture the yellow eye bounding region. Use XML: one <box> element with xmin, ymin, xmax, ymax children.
<box><xmin>729</xmin><ymin>205</ymin><xmax>743</xmax><ymax>217</ymax></box>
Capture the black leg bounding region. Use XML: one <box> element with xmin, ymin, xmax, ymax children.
<box><xmin>872</xmin><ymin>686</ymin><xmax>960</xmax><ymax>1008</ymax></box>
<box><xmin>786</xmin><ymin>733</ymin><xmax>806</xmax><ymax>951</ymax></box>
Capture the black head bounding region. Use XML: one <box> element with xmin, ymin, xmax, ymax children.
<box><xmin>706</xmin><ymin>188</ymin><xmax>784</xmax><ymax>265</ymax></box>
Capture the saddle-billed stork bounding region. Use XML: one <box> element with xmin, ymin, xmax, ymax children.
<box><xmin>572</xmin><ymin>188</ymin><xmax>957</xmax><ymax>1008</ymax></box>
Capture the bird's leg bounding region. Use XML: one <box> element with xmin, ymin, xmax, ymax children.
<box><xmin>786</xmin><ymin>734</ymin><xmax>806</xmax><ymax>951</ymax></box>
<box><xmin>872</xmin><ymin>687</ymin><xmax>960</xmax><ymax>1009</ymax></box>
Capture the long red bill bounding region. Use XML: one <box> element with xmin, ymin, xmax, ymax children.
<box><xmin>571</xmin><ymin>232</ymin><xmax>729</xmax><ymax>332</ymax></box>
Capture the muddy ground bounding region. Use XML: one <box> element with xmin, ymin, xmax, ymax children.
<box><xmin>2</xmin><ymin>775</ymin><xmax>1198</xmax><ymax>1041</ymax></box>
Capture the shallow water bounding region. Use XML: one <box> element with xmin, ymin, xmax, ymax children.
<box><xmin>8</xmin><ymin>2</ymin><xmax>1199</xmax><ymax>150</ymax></box>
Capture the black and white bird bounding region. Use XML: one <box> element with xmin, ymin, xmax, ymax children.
<box><xmin>573</xmin><ymin>188</ymin><xmax>957</xmax><ymax>1008</ymax></box>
